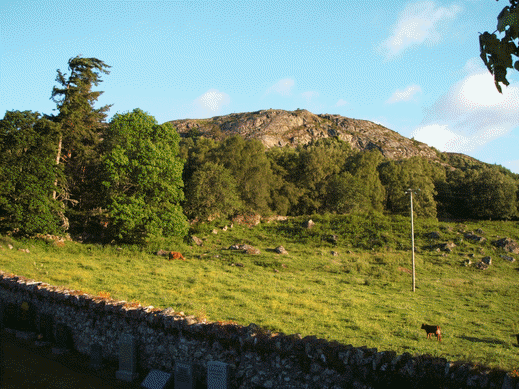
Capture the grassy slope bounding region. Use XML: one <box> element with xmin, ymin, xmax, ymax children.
<box><xmin>0</xmin><ymin>214</ymin><xmax>518</xmax><ymax>371</ymax></box>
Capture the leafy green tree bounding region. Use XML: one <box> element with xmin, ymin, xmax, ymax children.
<box><xmin>212</xmin><ymin>136</ymin><xmax>275</xmax><ymax>214</ymax></box>
<box><xmin>0</xmin><ymin>111</ymin><xmax>63</xmax><ymax>234</ymax></box>
<box><xmin>49</xmin><ymin>56</ymin><xmax>111</xmax><ymax>231</ymax></box>
<box><xmin>469</xmin><ymin>167</ymin><xmax>518</xmax><ymax>219</ymax></box>
<box><xmin>348</xmin><ymin>150</ymin><xmax>386</xmax><ymax>212</ymax></box>
<box><xmin>480</xmin><ymin>0</ymin><xmax>519</xmax><ymax>92</ymax></box>
<box><xmin>102</xmin><ymin>109</ymin><xmax>187</xmax><ymax>243</ymax></box>
<box><xmin>379</xmin><ymin>157</ymin><xmax>439</xmax><ymax>217</ymax></box>
<box><xmin>184</xmin><ymin>162</ymin><xmax>242</xmax><ymax>219</ymax></box>
<box><xmin>324</xmin><ymin>172</ymin><xmax>364</xmax><ymax>213</ymax></box>
<box><xmin>266</xmin><ymin>146</ymin><xmax>304</xmax><ymax>215</ymax></box>
<box><xmin>293</xmin><ymin>138</ymin><xmax>352</xmax><ymax>214</ymax></box>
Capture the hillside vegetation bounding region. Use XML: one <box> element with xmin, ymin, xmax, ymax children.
<box><xmin>1</xmin><ymin>214</ymin><xmax>518</xmax><ymax>371</ymax></box>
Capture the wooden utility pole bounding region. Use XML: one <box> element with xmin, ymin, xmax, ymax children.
<box><xmin>405</xmin><ymin>189</ymin><xmax>417</xmax><ymax>292</ymax></box>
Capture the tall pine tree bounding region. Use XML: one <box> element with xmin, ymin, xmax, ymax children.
<box><xmin>49</xmin><ymin>56</ymin><xmax>111</xmax><ymax>232</ymax></box>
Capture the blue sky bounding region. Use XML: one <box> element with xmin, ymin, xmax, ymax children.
<box><xmin>1</xmin><ymin>0</ymin><xmax>518</xmax><ymax>172</ymax></box>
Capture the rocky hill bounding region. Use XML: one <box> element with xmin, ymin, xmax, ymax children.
<box><xmin>168</xmin><ymin>108</ymin><xmax>439</xmax><ymax>160</ymax></box>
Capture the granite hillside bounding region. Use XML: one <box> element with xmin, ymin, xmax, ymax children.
<box><xmin>168</xmin><ymin>108</ymin><xmax>440</xmax><ymax>161</ymax></box>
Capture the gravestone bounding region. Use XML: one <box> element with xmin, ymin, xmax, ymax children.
<box><xmin>37</xmin><ymin>313</ymin><xmax>55</xmax><ymax>343</ymax></box>
<box><xmin>207</xmin><ymin>361</ymin><xmax>230</xmax><ymax>389</ymax></box>
<box><xmin>19</xmin><ymin>300</ymin><xmax>35</xmax><ymax>331</ymax></box>
<box><xmin>4</xmin><ymin>303</ymin><xmax>19</xmax><ymax>329</ymax></box>
<box><xmin>90</xmin><ymin>343</ymin><xmax>103</xmax><ymax>370</ymax></box>
<box><xmin>0</xmin><ymin>300</ymin><xmax>5</xmax><ymax>330</ymax></box>
<box><xmin>174</xmin><ymin>362</ymin><xmax>194</xmax><ymax>389</ymax></box>
<box><xmin>116</xmin><ymin>333</ymin><xmax>139</xmax><ymax>382</ymax></box>
<box><xmin>141</xmin><ymin>369</ymin><xmax>173</xmax><ymax>389</ymax></box>
<box><xmin>52</xmin><ymin>323</ymin><xmax>73</xmax><ymax>354</ymax></box>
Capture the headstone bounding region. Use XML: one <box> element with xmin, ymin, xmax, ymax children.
<box><xmin>19</xmin><ymin>301</ymin><xmax>32</xmax><ymax>331</ymax></box>
<box><xmin>0</xmin><ymin>301</ymin><xmax>5</xmax><ymax>330</ymax></box>
<box><xmin>141</xmin><ymin>369</ymin><xmax>173</xmax><ymax>389</ymax></box>
<box><xmin>207</xmin><ymin>361</ymin><xmax>230</xmax><ymax>389</ymax></box>
<box><xmin>5</xmin><ymin>303</ymin><xmax>19</xmax><ymax>329</ymax></box>
<box><xmin>37</xmin><ymin>313</ymin><xmax>55</xmax><ymax>343</ymax></box>
<box><xmin>174</xmin><ymin>362</ymin><xmax>194</xmax><ymax>389</ymax></box>
<box><xmin>116</xmin><ymin>333</ymin><xmax>139</xmax><ymax>382</ymax></box>
<box><xmin>90</xmin><ymin>343</ymin><xmax>103</xmax><ymax>370</ymax></box>
<box><xmin>52</xmin><ymin>323</ymin><xmax>73</xmax><ymax>354</ymax></box>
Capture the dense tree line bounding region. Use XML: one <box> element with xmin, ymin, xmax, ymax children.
<box><xmin>1</xmin><ymin>56</ymin><xmax>518</xmax><ymax>244</ymax></box>
<box><xmin>179</xmin><ymin>134</ymin><xmax>519</xmax><ymax>222</ymax></box>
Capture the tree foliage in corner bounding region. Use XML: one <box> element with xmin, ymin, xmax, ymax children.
<box><xmin>102</xmin><ymin>109</ymin><xmax>188</xmax><ymax>243</ymax></box>
<box><xmin>480</xmin><ymin>0</ymin><xmax>519</xmax><ymax>92</ymax></box>
<box><xmin>0</xmin><ymin>111</ymin><xmax>63</xmax><ymax>234</ymax></box>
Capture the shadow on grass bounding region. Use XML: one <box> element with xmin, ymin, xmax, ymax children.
<box><xmin>459</xmin><ymin>336</ymin><xmax>506</xmax><ymax>345</ymax></box>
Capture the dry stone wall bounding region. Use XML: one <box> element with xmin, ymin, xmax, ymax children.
<box><xmin>0</xmin><ymin>270</ymin><xmax>517</xmax><ymax>389</ymax></box>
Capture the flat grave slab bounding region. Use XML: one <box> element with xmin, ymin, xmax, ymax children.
<box><xmin>141</xmin><ymin>369</ymin><xmax>173</xmax><ymax>389</ymax></box>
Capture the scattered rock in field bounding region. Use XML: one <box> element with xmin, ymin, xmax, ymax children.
<box><xmin>18</xmin><ymin>248</ymin><xmax>29</xmax><ymax>253</ymax></box>
<box><xmin>464</xmin><ymin>232</ymin><xmax>486</xmax><ymax>243</ymax></box>
<box><xmin>230</xmin><ymin>263</ymin><xmax>244</xmax><ymax>267</ymax></box>
<box><xmin>222</xmin><ymin>225</ymin><xmax>228</xmax><ymax>231</ymax></box>
<box><xmin>281</xmin><ymin>264</ymin><xmax>287</xmax><ymax>268</ymax></box>
<box><xmin>492</xmin><ymin>238</ymin><xmax>519</xmax><ymax>254</ymax></box>
<box><xmin>426</xmin><ymin>231</ymin><xmax>441</xmax><ymax>240</ymax></box>
<box><xmin>229</xmin><ymin>244</ymin><xmax>260</xmax><ymax>254</ymax></box>
<box><xmin>274</xmin><ymin>269</ymin><xmax>279</xmax><ymax>273</ymax></box>
<box><xmin>156</xmin><ymin>249</ymin><xmax>170</xmax><ymax>256</ymax></box>
<box><xmin>427</xmin><ymin>242</ymin><xmax>456</xmax><ymax>252</ymax></box>
<box><xmin>323</xmin><ymin>234</ymin><xmax>338</xmax><ymax>244</ymax></box>
<box><xmin>468</xmin><ymin>253</ymin><xmax>474</xmax><ymax>258</ymax></box>
<box><xmin>476</xmin><ymin>228</ymin><xmax>484</xmax><ymax>234</ymax></box>
<box><xmin>274</xmin><ymin>246</ymin><xmax>288</xmax><ymax>254</ymax></box>
<box><xmin>475</xmin><ymin>261</ymin><xmax>489</xmax><ymax>270</ymax></box>
<box><xmin>481</xmin><ymin>256</ymin><xmax>492</xmax><ymax>265</ymax></box>
<box><xmin>398</xmin><ymin>267</ymin><xmax>412</xmax><ymax>274</ymax></box>
<box><xmin>500</xmin><ymin>254</ymin><xmax>515</xmax><ymax>262</ymax></box>
<box><xmin>212</xmin><ymin>229</ymin><xmax>218</xmax><ymax>234</ymax></box>
<box><xmin>191</xmin><ymin>235</ymin><xmax>203</xmax><ymax>246</ymax></box>
<box><xmin>462</xmin><ymin>259</ymin><xmax>471</xmax><ymax>266</ymax></box>
<box><xmin>331</xmin><ymin>251</ymin><xmax>339</xmax><ymax>256</ymax></box>
<box><xmin>303</xmin><ymin>219</ymin><xmax>315</xmax><ymax>229</ymax></box>
<box><xmin>246</xmin><ymin>247</ymin><xmax>261</xmax><ymax>255</ymax></box>
<box><xmin>232</xmin><ymin>214</ymin><xmax>261</xmax><ymax>227</ymax></box>
<box><xmin>8</xmin><ymin>244</ymin><xmax>13</xmax><ymax>250</ymax></box>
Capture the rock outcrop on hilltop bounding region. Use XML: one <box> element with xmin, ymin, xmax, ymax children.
<box><xmin>168</xmin><ymin>108</ymin><xmax>439</xmax><ymax>160</ymax></box>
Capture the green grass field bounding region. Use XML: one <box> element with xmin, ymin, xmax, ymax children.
<box><xmin>1</xmin><ymin>214</ymin><xmax>518</xmax><ymax>371</ymax></box>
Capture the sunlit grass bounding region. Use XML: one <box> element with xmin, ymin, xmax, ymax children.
<box><xmin>0</xmin><ymin>214</ymin><xmax>518</xmax><ymax>370</ymax></box>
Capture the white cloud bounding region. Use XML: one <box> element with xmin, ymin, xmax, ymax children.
<box><xmin>380</xmin><ymin>1</ymin><xmax>462</xmax><ymax>58</ymax></box>
<box><xmin>412</xmin><ymin>71</ymin><xmax>519</xmax><ymax>153</ymax></box>
<box><xmin>301</xmin><ymin>91</ymin><xmax>319</xmax><ymax>103</ymax></box>
<box><xmin>264</xmin><ymin>78</ymin><xmax>295</xmax><ymax>97</ymax></box>
<box><xmin>193</xmin><ymin>89</ymin><xmax>230</xmax><ymax>118</ymax></box>
<box><xmin>335</xmin><ymin>99</ymin><xmax>348</xmax><ymax>107</ymax></box>
<box><xmin>504</xmin><ymin>159</ymin><xmax>519</xmax><ymax>174</ymax></box>
<box><xmin>386</xmin><ymin>84</ymin><xmax>422</xmax><ymax>104</ymax></box>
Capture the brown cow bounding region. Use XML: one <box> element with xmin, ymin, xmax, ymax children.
<box><xmin>169</xmin><ymin>251</ymin><xmax>185</xmax><ymax>260</ymax></box>
<box><xmin>421</xmin><ymin>324</ymin><xmax>441</xmax><ymax>341</ymax></box>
